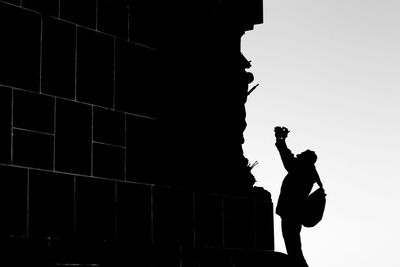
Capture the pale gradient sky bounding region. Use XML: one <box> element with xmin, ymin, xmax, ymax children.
<box><xmin>242</xmin><ymin>0</ymin><xmax>400</xmax><ymax>266</ymax></box>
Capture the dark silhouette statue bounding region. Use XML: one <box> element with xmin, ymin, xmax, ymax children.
<box><xmin>274</xmin><ymin>126</ymin><xmax>324</xmax><ymax>267</ymax></box>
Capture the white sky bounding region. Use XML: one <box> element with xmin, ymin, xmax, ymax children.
<box><xmin>242</xmin><ymin>1</ymin><xmax>400</xmax><ymax>266</ymax></box>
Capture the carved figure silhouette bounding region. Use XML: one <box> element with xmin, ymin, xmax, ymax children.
<box><xmin>274</xmin><ymin>126</ymin><xmax>323</xmax><ymax>267</ymax></box>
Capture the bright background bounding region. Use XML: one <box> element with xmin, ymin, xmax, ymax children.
<box><xmin>242</xmin><ymin>0</ymin><xmax>400</xmax><ymax>266</ymax></box>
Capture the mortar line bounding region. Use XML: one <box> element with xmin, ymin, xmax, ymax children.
<box><xmin>74</xmin><ymin>25</ymin><xmax>78</xmax><ymax>100</ymax></box>
<box><xmin>53</xmin><ymin>98</ymin><xmax>57</xmax><ymax>170</ymax></box>
<box><xmin>39</xmin><ymin>16</ymin><xmax>43</xmax><ymax>93</ymax></box>
<box><xmin>11</xmin><ymin>89</ymin><xmax>14</xmax><ymax>164</ymax></box>
<box><xmin>26</xmin><ymin>169</ymin><xmax>30</xmax><ymax>237</ymax></box>
<box><xmin>91</xmin><ymin>106</ymin><xmax>94</xmax><ymax>177</ymax></box>
<box><xmin>150</xmin><ymin>186</ymin><xmax>154</xmax><ymax>244</ymax></box>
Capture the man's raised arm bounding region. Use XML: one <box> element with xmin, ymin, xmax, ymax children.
<box><xmin>274</xmin><ymin>127</ymin><xmax>295</xmax><ymax>172</ymax></box>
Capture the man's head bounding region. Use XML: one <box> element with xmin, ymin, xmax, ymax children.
<box><xmin>297</xmin><ymin>150</ymin><xmax>318</xmax><ymax>165</ymax></box>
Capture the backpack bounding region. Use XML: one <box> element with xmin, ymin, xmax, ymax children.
<box><xmin>302</xmin><ymin>187</ymin><xmax>326</xmax><ymax>227</ymax></box>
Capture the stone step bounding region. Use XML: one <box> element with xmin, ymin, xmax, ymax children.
<box><xmin>49</xmin><ymin>264</ymin><xmax>100</xmax><ymax>267</ymax></box>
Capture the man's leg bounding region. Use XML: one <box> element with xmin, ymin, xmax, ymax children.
<box><xmin>281</xmin><ymin>218</ymin><xmax>308</xmax><ymax>267</ymax></box>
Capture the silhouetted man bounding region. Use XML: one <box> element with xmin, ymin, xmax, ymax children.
<box><xmin>274</xmin><ymin>127</ymin><xmax>323</xmax><ymax>267</ymax></box>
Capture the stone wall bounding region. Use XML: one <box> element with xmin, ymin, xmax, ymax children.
<box><xmin>0</xmin><ymin>0</ymin><xmax>277</xmax><ymax>266</ymax></box>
